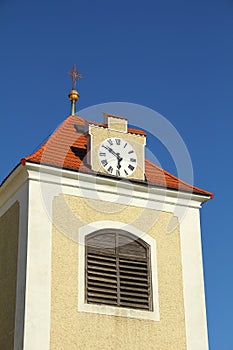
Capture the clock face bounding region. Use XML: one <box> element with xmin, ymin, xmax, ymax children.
<box><xmin>98</xmin><ymin>137</ymin><xmax>137</xmax><ymax>177</ymax></box>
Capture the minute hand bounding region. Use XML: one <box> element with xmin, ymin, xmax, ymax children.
<box><xmin>103</xmin><ymin>146</ymin><xmax>121</xmax><ymax>159</ymax></box>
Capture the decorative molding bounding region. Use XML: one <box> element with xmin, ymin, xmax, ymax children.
<box><xmin>0</xmin><ymin>164</ymin><xmax>28</xmax><ymax>211</ymax></box>
<box><xmin>180</xmin><ymin>209</ymin><xmax>209</xmax><ymax>350</ymax></box>
<box><xmin>24</xmin><ymin>162</ymin><xmax>211</xmax><ymax>211</ymax></box>
<box><xmin>23</xmin><ymin>180</ymin><xmax>52</xmax><ymax>350</ymax></box>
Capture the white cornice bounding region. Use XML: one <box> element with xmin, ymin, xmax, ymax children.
<box><xmin>0</xmin><ymin>162</ymin><xmax>211</xmax><ymax>212</ymax></box>
<box><xmin>0</xmin><ymin>164</ymin><xmax>28</xmax><ymax>208</ymax></box>
<box><xmin>24</xmin><ymin>162</ymin><xmax>211</xmax><ymax>209</ymax></box>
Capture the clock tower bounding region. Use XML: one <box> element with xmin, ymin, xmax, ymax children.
<box><xmin>0</xmin><ymin>69</ymin><xmax>213</xmax><ymax>350</ymax></box>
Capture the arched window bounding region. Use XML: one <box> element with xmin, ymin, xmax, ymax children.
<box><xmin>85</xmin><ymin>229</ymin><xmax>152</xmax><ymax>311</ymax></box>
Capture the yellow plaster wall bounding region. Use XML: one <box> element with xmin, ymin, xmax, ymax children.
<box><xmin>89</xmin><ymin>125</ymin><xmax>145</xmax><ymax>180</ymax></box>
<box><xmin>50</xmin><ymin>194</ymin><xmax>186</xmax><ymax>350</ymax></box>
<box><xmin>0</xmin><ymin>202</ymin><xmax>19</xmax><ymax>349</ymax></box>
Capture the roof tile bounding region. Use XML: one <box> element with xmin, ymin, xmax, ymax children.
<box><xmin>21</xmin><ymin>114</ymin><xmax>213</xmax><ymax>198</ymax></box>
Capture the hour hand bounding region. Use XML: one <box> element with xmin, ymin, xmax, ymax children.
<box><xmin>117</xmin><ymin>157</ymin><xmax>123</xmax><ymax>169</ymax></box>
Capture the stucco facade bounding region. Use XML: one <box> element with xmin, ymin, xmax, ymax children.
<box><xmin>0</xmin><ymin>160</ymin><xmax>210</xmax><ymax>350</ymax></box>
<box><xmin>50</xmin><ymin>194</ymin><xmax>186</xmax><ymax>349</ymax></box>
<box><xmin>0</xmin><ymin>202</ymin><xmax>19</xmax><ymax>349</ymax></box>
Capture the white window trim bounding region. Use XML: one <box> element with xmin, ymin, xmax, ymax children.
<box><xmin>78</xmin><ymin>220</ymin><xmax>160</xmax><ymax>321</ymax></box>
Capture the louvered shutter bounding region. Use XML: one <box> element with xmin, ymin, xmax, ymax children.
<box><xmin>85</xmin><ymin>230</ymin><xmax>152</xmax><ymax>311</ymax></box>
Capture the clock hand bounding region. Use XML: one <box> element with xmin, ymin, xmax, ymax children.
<box><xmin>117</xmin><ymin>157</ymin><xmax>123</xmax><ymax>169</ymax></box>
<box><xmin>103</xmin><ymin>145</ymin><xmax>121</xmax><ymax>160</ymax></box>
<box><xmin>102</xmin><ymin>145</ymin><xmax>123</xmax><ymax>169</ymax></box>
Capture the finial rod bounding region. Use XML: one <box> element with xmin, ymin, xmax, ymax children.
<box><xmin>68</xmin><ymin>65</ymin><xmax>82</xmax><ymax>115</ymax></box>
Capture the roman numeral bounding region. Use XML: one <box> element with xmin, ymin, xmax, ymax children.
<box><xmin>116</xmin><ymin>169</ymin><xmax>120</xmax><ymax>177</ymax></box>
<box><xmin>107</xmin><ymin>139</ymin><xmax>113</xmax><ymax>145</ymax></box>
<box><xmin>101</xmin><ymin>159</ymin><xmax>108</xmax><ymax>167</ymax></box>
<box><xmin>99</xmin><ymin>152</ymin><xmax>106</xmax><ymax>156</ymax></box>
<box><xmin>128</xmin><ymin>150</ymin><xmax>134</xmax><ymax>154</ymax></box>
<box><xmin>128</xmin><ymin>164</ymin><xmax>135</xmax><ymax>171</ymax></box>
<box><xmin>108</xmin><ymin>166</ymin><xmax>113</xmax><ymax>173</ymax></box>
<box><xmin>130</xmin><ymin>158</ymin><xmax>136</xmax><ymax>162</ymax></box>
<box><xmin>115</xmin><ymin>139</ymin><xmax>121</xmax><ymax>145</ymax></box>
<box><xmin>124</xmin><ymin>169</ymin><xmax>128</xmax><ymax>176</ymax></box>
<box><xmin>124</xmin><ymin>143</ymin><xmax>127</xmax><ymax>148</ymax></box>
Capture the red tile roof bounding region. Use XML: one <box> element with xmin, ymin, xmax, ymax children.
<box><xmin>21</xmin><ymin>115</ymin><xmax>213</xmax><ymax>198</ymax></box>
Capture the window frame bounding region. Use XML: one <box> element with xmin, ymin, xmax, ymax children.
<box><xmin>78</xmin><ymin>221</ymin><xmax>160</xmax><ymax>321</ymax></box>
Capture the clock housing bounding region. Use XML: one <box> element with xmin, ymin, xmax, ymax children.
<box><xmin>88</xmin><ymin>114</ymin><xmax>146</xmax><ymax>181</ymax></box>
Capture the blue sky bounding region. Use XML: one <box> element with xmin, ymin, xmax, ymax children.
<box><xmin>1</xmin><ymin>0</ymin><xmax>233</xmax><ymax>348</ymax></box>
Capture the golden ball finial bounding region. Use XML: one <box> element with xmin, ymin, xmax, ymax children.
<box><xmin>68</xmin><ymin>89</ymin><xmax>79</xmax><ymax>101</ymax></box>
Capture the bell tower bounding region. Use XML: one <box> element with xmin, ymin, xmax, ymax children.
<box><xmin>0</xmin><ymin>68</ymin><xmax>213</xmax><ymax>350</ymax></box>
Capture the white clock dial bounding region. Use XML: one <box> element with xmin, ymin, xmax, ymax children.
<box><xmin>98</xmin><ymin>137</ymin><xmax>137</xmax><ymax>177</ymax></box>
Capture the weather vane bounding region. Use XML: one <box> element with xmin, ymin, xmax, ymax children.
<box><xmin>68</xmin><ymin>64</ymin><xmax>82</xmax><ymax>90</ymax></box>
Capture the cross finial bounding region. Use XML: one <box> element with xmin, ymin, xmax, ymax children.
<box><xmin>68</xmin><ymin>64</ymin><xmax>82</xmax><ymax>90</ymax></box>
